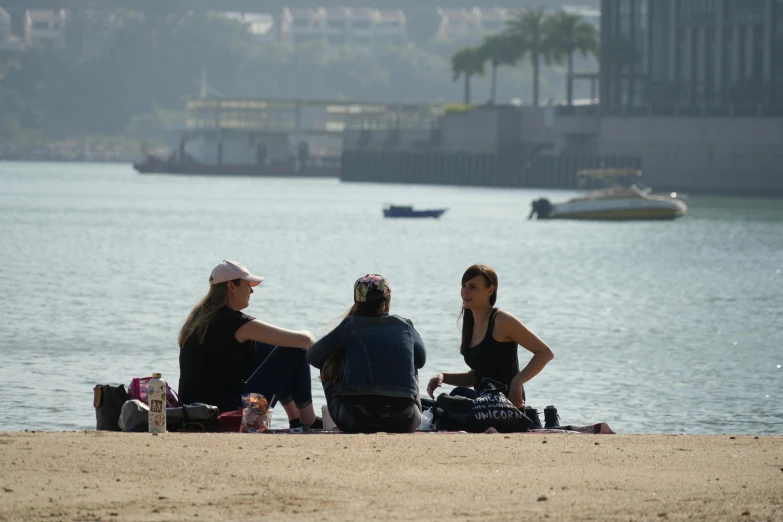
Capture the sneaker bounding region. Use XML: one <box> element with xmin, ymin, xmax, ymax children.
<box><xmin>289</xmin><ymin>416</ymin><xmax>323</xmax><ymax>430</ymax></box>
<box><xmin>524</xmin><ymin>406</ymin><xmax>543</xmax><ymax>430</ymax></box>
<box><xmin>544</xmin><ymin>405</ymin><xmax>560</xmax><ymax>429</ymax></box>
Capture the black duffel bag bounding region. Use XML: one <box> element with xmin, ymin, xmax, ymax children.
<box><xmin>118</xmin><ymin>400</ymin><xmax>221</xmax><ymax>432</ymax></box>
<box><xmin>93</xmin><ymin>384</ymin><xmax>129</xmax><ymax>431</ymax></box>
<box><xmin>435</xmin><ymin>379</ymin><xmax>533</xmax><ymax>433</ymax></box>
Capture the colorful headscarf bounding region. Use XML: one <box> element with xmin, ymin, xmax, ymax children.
<box><xmin>354</xmin><ymin>274</ymin><xmax>392</xmax><ymax>303</ymax></box>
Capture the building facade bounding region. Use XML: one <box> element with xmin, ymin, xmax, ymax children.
<box><xmin>280</xmin><ymin>6</ymin><xmax>406</xmax><ymax>48</ymax></box>
<box><xmin>435</xmin><ymin>7</ymin><xmax>514</xmax><ymax>41</ymax></box>
<box><xmin>215</xmin><ymin>12</ymin><xmax>276</xmax><ymax>42</ymax></box>
<box><xmin>27</xmin><ymin>9</ymin><xmax>67</xmax><ymax>49</ymax></box>
<box><xmin>600</xmin><ymin>0</ymin><xmax>783</xmax><ymax>115</ymax></box>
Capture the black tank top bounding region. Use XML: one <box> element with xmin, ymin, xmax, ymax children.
<box><xmin>463</xmin><ymin>308</ymin><xmax>520</xmax><ymax>390</ymax></box>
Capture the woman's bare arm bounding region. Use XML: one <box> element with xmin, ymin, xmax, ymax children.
<box><xmin>494</xmin><ymin>311</ymin><xmax>554</xmax><ymax>408</ymax></box>
<box><xmin>442</xmin><ymin>370</ymin><xmax>476</xmax><ymax>387</ymax></box>
<box><xmin>427</xmin><ymin>369</ymin><xmax>476</xmax><ymax>398</ymax></box>
<box><xmin>235</xmin><ymin>319</ymin><xmax>315</xmax><ymax>349</ymax></box>
<box><xmin>494</xmin><ymin>311</ymin><xmax>554</xmax><ymax>384</ymax></box>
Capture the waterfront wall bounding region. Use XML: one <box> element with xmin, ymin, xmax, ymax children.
<box><xmin>596</xmin><ymin>117</ymin><xmax>783</xmax><ymax>194</ymax></box>
<box><xmin>342</xmin><ymin>107</ymin><xmax>550</xmax><ymax>187</ymax></box>
<box><xmin>342</xmin><ymin>151</ymin><xmax>501</xmax><ymax>186</ymax></box>
<box><xmin>523</xmin><ymin>153</ymin><xmax>642</xmax><ymax>189</ymax></box>
<box><xmin>343</xmin><ymin>106</ymin><xmax>783</xmax><ymax>195</ymax></box>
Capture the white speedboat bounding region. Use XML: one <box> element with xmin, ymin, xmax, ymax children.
<box><xmin>529</xmin><ymin>169</ymin><xmax>688</xmax><ymax>221</ymax></box>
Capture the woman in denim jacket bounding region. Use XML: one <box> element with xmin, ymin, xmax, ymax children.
<box><xmin>307</xmin><ymin>274</ymin><xmax>426</xmax><ymax>433</ymax></box>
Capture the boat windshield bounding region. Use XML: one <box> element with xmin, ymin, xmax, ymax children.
<box><xmin>576</xmin><ymin>168</ymin><xmax>644</xmax><ymax>191</ymax></box>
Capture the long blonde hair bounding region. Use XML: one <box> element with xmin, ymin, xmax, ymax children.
<box><xmin>178</xmin><ymin>279</ymin><xmax>239</xmax><ymax>348</ymax></box>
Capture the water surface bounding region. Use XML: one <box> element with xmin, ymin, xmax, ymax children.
<box><xmin>0</xmin><ymin>162</ymin><xmax>780</xmax><ymax>433</ymax></box>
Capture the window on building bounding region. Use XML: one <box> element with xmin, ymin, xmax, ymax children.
<box><xmin>292</xmin><ymin>19</ymin><xmax>309</xmax><ymax>28</ymax></box>
<box><xmin>775</xmin><ymin>0</ymin><xmax>783</xmax><ymax>37</ymax></box>
<box><xmin>776</xmin><ymin>0</ymin><xmax>783</xmax><ymax>106</ymax></box>
<box><xmin>32</xmin><ymin>21</ymin><xmax>50</xmax><ymax>30</ymax></box>
<box><xmin>679</xmin><ymin>0</ymin><xmax>716</xmax><ymax>25</ymax></box>
<box><xmin>352</xmin><ymin>20</ymin><xmax>371</xmax><ymax>30</ymax></box>
<box><xmin>327</xmin><ymin>19</ymin><xmax>346</xmax><ymax>30</ymax></box>
<box><xmin>327</xmin><ymin>34</ymin><xmax>346</xmax><ymax>44</ymax></box>
<box><xmin>636</xmin><ymin>0</ymin><xmax>648</xmax><ymax>74</ymax></box>
<box><xmin>619</xmin><ymin>0</ymin><xmax>631</xmax><ymax>37</ymax></box>
<box><xmin>725</xmin><ymin>0</ymin><xmax>764</xmax><ymax>25</ymax></box>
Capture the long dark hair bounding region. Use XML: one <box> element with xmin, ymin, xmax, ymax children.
<box><xmin>459</xmin><ymin>264</ymin><xmax>498</xmax><ymax>355</ymax></box>
<box><xmin>343</xmin><ymin>299</ymin><xmax>388</xmax><ymax>319</ymax></box>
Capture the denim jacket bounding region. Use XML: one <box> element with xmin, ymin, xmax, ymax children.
<box><xmin>307</xmin><ymin>314</ymin><xmax>426</xmax><ymax>399</ymax></box>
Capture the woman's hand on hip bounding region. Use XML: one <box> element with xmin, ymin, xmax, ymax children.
<box><xmin>426</xmin><ymin>373</ymin><xmax>444</xmax><ymax>399</ymax></box>
<box><xmin>508</xmin><ymin>380</ymin><xmax>526</xmax><ymax>409</ymax></box>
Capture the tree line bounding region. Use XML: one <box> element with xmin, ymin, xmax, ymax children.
<box><xmin>450</xmin><ymin>7</ymin><xmax>599</xmax><ymax>107</ymax></box>
<box><xmin>0</xmin><ymin>10</ymin><xmax>596</xmax><ymax>144</ymax></box>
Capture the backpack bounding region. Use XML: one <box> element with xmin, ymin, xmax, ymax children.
<box><xmin>435</xmin><ymin>379</ymin><xmax>533</xmax><ymax>433</ymax></box>
<box><xmin>128</xmin><ymin>376</ymin><xmax>180</xmax><ymax>408</ymax></box>
<box><xmin>93</xmin><ymin>384</ymin><xmax>129</xmax><ymax>431</ymax></box>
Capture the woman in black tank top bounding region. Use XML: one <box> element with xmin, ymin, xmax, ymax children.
<box><xmin>426</xmin><ymin>264</ymin><xmax>554</xmax><ymax>409</ymax></box>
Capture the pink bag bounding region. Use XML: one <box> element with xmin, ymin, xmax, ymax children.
<box><xmin>128</xmin><ymin>376</ymin><xmax>180</xmax><ymax>408</ymax></box>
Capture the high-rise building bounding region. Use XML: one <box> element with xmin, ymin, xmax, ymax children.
<box><xmin>600</xmin><ymin>0</ymin><xmax>783</xmax><ymax>115</ymax></box>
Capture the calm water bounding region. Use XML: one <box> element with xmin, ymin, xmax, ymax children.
<box><xmin>0</xmin><ymin>162</ymin><xmax>781</xmax><ymax>434</ymax></box>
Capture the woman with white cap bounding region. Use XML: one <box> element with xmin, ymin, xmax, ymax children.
<box><xmin>178</xmin><ymin>260</ymin><xmax>321</xmax><ymax>429</ymax></box>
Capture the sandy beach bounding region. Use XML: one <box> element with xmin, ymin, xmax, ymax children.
<box><xmin>0</xmin><ymin>431</ymin><xmax>781</xmax><ymax>521</ymax></box>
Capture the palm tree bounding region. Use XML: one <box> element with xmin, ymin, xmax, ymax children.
<box><xmin>503</xmin><ymin>6</ymin><xmax>551</xmax><ymax>107</ymax></box>
<box><xmin>477</xmin><ymin>34</ymin><xmax>521</xmax><ymax>105</ymax></box>
<box><xmin>545</xmin><ymin>10</ymin><xmax>599</xmax><ymax>106</ymax></box>
<box><xmin>450</xmin><ymin>46</ymin><xmax>485</xmax><ymax>105</ymax></box>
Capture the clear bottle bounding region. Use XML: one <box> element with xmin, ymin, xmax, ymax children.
<box><xmin>147</xmin><ymin>373</ymin><xmax>167</xmax><ymax>433</ymax></box>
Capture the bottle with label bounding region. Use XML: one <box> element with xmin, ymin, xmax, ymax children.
<box><xmin>148</xmin><ymin>373</ymin><xmax>167</xmax><ymax>433</ymax></box>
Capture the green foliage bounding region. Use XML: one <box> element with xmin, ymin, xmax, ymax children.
<box><xmin>124</xmin><ymin>108</ymin><xmax>183</xmax><ymax>143</ymax></box>
<box><xmin>451</xmin><ymin>7</ymin><xmax>600</xmax><ymax>106</ymax></box>
<box><xmin>477</xmin><ymin>34</ymin><xmax>521</xmax><ymax>68</ymax></box>
<box><xmin>450</xmin><ymin>46</ymin><xmax>485</xmax><ymax>104</ymax></box>
<box><xmin>0</xmin><ymin>9</ymin><xmax>586</xmax><ymax>142</ymax></box>
<box><xmin>443</xmin><ymin>103</ymin><xmax>469</xmax><ymax>113</ymax></box>
<box><xmin>450</xmin><ymin>47</ymin><xmax>485</xmax><ymax>81</ymax></box>
<box><xmin>545</xmin><ymin>10</ymin><xmax>600</xmax><ymax>105</ymax></box>
<box><xmin>546</xmin><ymin>10</ymin><xmax>599</xmax><ymax>63</ymax></box>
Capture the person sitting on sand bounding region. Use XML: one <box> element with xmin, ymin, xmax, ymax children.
<box><xmin>178</xmin><ymin>260</ymin><xmax>321</xmax><ymax>429</ymax></box>
<box><xmin>307</xmin><ymin>274</ymin><xmax>426</xmax><ymax>433</ymax></box>
<box><xmin>426</xmin><ymin>264</ymin><xmax>554</xmax><ymax>408</ymax></box>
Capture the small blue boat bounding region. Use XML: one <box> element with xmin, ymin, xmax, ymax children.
<box><xmin>383</xmin><ymin>205</ymin><xmax>448</xmax><ymax>219</ymax></box>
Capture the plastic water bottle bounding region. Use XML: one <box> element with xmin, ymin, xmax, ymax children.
<box><xmin>148</xmin><ymin>373</ymin><xmax>167</xmax><ymax>433</ymax></box>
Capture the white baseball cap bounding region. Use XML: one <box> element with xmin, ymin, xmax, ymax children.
<box><xmin>209</xmin><ymin>260</ymin><xmax>265</xmax><ymax>286</ymax></box>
